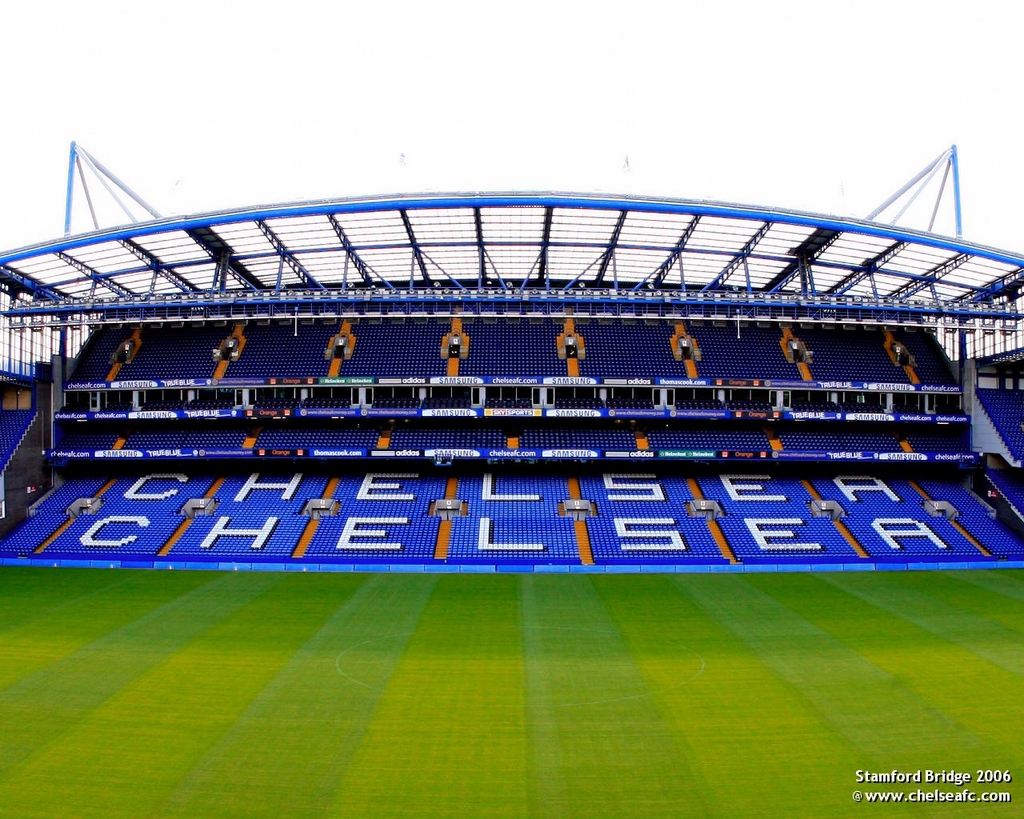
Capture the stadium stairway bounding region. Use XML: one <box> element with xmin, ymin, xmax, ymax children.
<box><xmin>907</xmin><ymin>480</ymin><xmax>992</xmax><ymax>557</ymax></box>
<box><xmin>326</xmin><ymin>320</ymin><xmax>356</xmax><ymax>378</ymax></box>
<box><xmin>779</xmin><ymin>327</ymin><xmax>813</xmax><ymax>381</ymax></box>
<box><xmin>213</xmin><ymin>324</ymin><xmax>247</xmax><ymax>379</ymax></box>
<box><xmin>884</xmin><ymin>330</ymin><xmax>921</xmax><ymax>384</ymax></box>
<box><xmin>566</xmin><ymin>476</ymin><xmax>594</xmax><ymax>565</ymax></box>
<box><xmin>444</xmin><ymin>318</ymin><xmax>469</xmax><ymax>377</ymax></box>
<box><xmin>432</xmin><ymin>477</ymin><xmax>461</xmax><ymax>560</ymax></box>
<box><xmin>686</xmin><ymin>477</ymin><xmax>738</xmax><ymax>564</ymax></box>
<box><xmin>106</xmin><ymin>328</ymin><xmax>143</xmax><ymax>381</ymax></box>
<box><xmin>558</xmin><ymin>318</ymin><xmax>585</xmax><ymax>377</ymax></box>
<box><xmin>801</xmin><ymin>479</ymin><xmax>869</xmax><ymax>558</ymax></box>
<box><xmin>34</xmin><ymin>478</ymin><xmax>120</xmax><ymax>554</ymax></box>
<box><xmin>669</xmin><ymin>321</ymin><xmax>700</xmax><ymax>378</ymax></box>
<box><xmin>158</xmin><ymin>477</ymin><xmax>227</xmax><ymax>556</ymax></box>
<box><xmin>293</xmin><ymin>476</ymin><xmax>341</xmax><ymax>559</ymax></box>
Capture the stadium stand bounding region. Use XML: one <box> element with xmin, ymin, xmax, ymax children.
<box><xmin>8</xmin><ymin>192</ymin><xmax>1024</xmax><ymax>571</ymax></box>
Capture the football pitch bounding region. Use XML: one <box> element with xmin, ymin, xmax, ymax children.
<box><xmin>0</xmin><ymin>568</ymin><xmax>1021</xmax><ymax>818</ymax></box>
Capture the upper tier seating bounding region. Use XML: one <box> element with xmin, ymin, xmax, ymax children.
<box><xmin>793</xmin><ymin>327</ymin><xmax>906</xmax><ymax>383</ymax></box>
<box><xmin>0</xmin><ymin>409</ymin><xmax>35</xmax><ymax>470</ymax></box>
<box><xmin>341</xmin><ymin>320</ymin><xmax>449</xmax><ymax>377</ymax></box>
<box><xmin>70</xmin><ymin>326</ymin><xmax>128</xmax><ymax>381</ymax></box>
<box><xmin>975</xmin><ymin>389</ymin><xmax>1024</xmax><ymax>460</ymax></box>
<box><xmin>67</xmin><ymin>322</ymin><xmax>961</xmax><ymax>386</ymax></box>
<box><xmin>225</xmin><ymin>323</ymin><xmax>333</xmax><ymax>378</ymax></box>
<box><xmin>459</xmin><ymin>320</ymin><xmax>563</xmax><ymax>376</ymax></box>
<box><xmin>686</xmin><ymin>325</ymin><xmax>802</xmax><ymax>380</ymax></box>
<box><xmin>896</xmin><ymin>330</ymin><xmax>957</xmax><ymax>385</ymax></box>
<box><xmin>112</xmin><ymin>326</ymin><xmax>227</xmax><ymax>380</ymax></box>
<box><xmin>576</xmin><ymin>322</ymin><xmax>688</xmax><ymax>378</ymax></box>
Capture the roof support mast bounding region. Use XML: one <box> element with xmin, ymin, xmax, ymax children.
<box><xmin>64</xmin><ymin>142</ymin><xmax>163</xmax><ymax>237</ymax></box>
<box><xmin>866</xmin><ymin>145</ymin><xmax>963</xmax><ymax>239</ymax></box>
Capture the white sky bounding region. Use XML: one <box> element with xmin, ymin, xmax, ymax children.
<box><xmin>2</xmin><ymin>0</ymin><xmax>1022</xmax><ymax>255</ymax></box>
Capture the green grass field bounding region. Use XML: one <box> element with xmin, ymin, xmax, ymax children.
<box><xmin>0</xmin><ymin>567</ymin><xmax>1021</xmax><ymax>818</ymax></box>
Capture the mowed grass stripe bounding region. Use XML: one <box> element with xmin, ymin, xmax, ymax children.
<box><xmin>331</xmin><ymin>575</ymin><xmax>528</xmax><ymax>819</ymax></box>
<box><xmin>155</xmin><ymin>574</ymin><xmax>437</xmax><ymax>819</ymax></box>
<box><xmin>809</xmin><ymin>572</ymin><xmax>1024</xmax><ymax>765</ymax></box>
<box><xmin>0</xmin><ymin>567</ymin><xmax>135</xmax><ymax>634</ymax></box>
<box><xmin>0</xmin><ymin>569</ymin><xmax>214</xmax><ymax>692</ymax></box>
<box><xmin>0</xmin><ymin>571</ymin><xmax>290</xmax><ymax>814</ymax></box>
<box><xmin>679</xmin><ymin>575</ymin><xmax>990</xmax><ymax>776</ymax></box>
<box><xmin>939</xmin><ymin>568</ymin><xmax>1024</xmax><ymax>630</ymax></box>
<box><xmin>521</xmin><ymin>576</ymin><xmax>709</xmax><ymax>819</ymax></box>
<box><xmin>598</xmin><ymin>575</ymin><xmax>856</xmax><ymax>818</ymax></box>
<box><xmin>836</xmin><ymin>570</ymin><xmax>1024</xmax><ymax>666</ymax></box>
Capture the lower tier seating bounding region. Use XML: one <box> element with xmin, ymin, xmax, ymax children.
<box><xmin>6</xmin><ymin>468</ymin><xmax>1022</xmax><ymax>565</ymax></box>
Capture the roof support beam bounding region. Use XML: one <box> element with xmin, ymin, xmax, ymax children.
<box><xmin>592</xmin><ymin>210</ymin><xmax>628</xmax><ymax>288</ymax></box>
<box><xmin>474</xmin><ymin>208</ymin><xmax>486</xmax><ymax>288</ymax></box>
<box><xmin>417</xmin><ymin>250</ymin><xmax>466</xmax><ymax>290</ymax></box>
<box><xmin>961</xmin><ymin>266</ymin><xmax>1024</xmax><ymax>305</ymax></box>
<box><xmin>399</xmin><ymin>210</ymin><xmax>431</xmax><ymax>286</ymax></box>
<box><xmin>536</xmin><ymin>207</ymin><xmax>554</xmax><ymax>289</ymax></box>
<box><xmin>185</xmin><ymin>228</ymin><xmax>263</xmax><ymax>291</ymax></box>
<box><xmin>256</xmin><ymin>220</ymin><xmax>325</xmax><ymax>291</ymax></box>
<box><xmin>0</xmin><ymin>266</ymin><xmax>62</xmax><ymax>301</ymax></box>
<box><xmin>119</xmin><ymin>239</ymin><xmax>198</xmax><ymax>294</ymax></box>
<box><xmin>765</xmin><ymin>229</ymin><xmax>841</xmax><ymax>293</ymax></box>
<box><xmin>889</xmin><ymin>253</ymin><xmax>970</xmax><ymax>301</ymax></box>
<box><xmin>326</xmin><ymin>214</ymin><xmax>388</xmax><ymax>289</ymax></box>
<box><xmin>825</xmin><ymin>240</ymin><xmax>908</xmax><ymax>297</ymax></box>
<box><xmin>701</xmin><ymin>222</ymin><xmax>771</xmax><ymax>292</ymax></box>
<box><xmin>55</xmin><ymin>251</ymin><xmax>135</xmax><ymax>299</ymax></box>
<box><xmin>635</xmin><ymin>216</ymin><xmax>701</xmax><ymax>291</ymax></box>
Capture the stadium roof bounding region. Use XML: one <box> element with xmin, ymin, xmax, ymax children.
<box><xmin>1</xmin><ymin>193</ymin><xmax>1022</xmax><ymax>325</ymax></box>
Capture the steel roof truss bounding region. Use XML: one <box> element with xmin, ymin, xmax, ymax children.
<box><xmin>765</xmin><ymin>229</ymin><xmax>841</xmax><ymax>293</ymax></box>
<box><xmin>399</xmin><ymin>210</ymin><xmax>431</xmax><ymax>287</ymax></box>
<box><xmin>118</xmin><ymin>238</ymin><xmax>197</xmax><ymax>294</ymax></box>
<box><xmin>417</xmin><ymin>250</ymin><xmax>466</xmax><ymax>290</ymax></box>
<box><xmin>184</xmin><ymin>228</ymin><xmax>262</xmax><ymax>292</ymax></box>
<box><xmin>256</xmin><ymin>219</ymin><xmax>324</xmax><ymax>292</ymax></box>
<box><xmin>326</xmin><ymin>215</ymin><xmax>390</xmax><ymax>289</ymax></box>
<box><xmin>701</xmin><ymin>222</ymin><xmax>772</xmax><ymax>292</ymax></box>
<box><xmin>827</xmin><ymin>240</ymin><xmax>909</xmax><ymax>297</ymax></box>
<box><xmin>637</xmin><ymin>216</ymin><xmax>702</xmax><ymax>291</ymax></box>
<box><xmin>55</xmin><ymin>251</ymin><xmax>134</xmax><ymax>299</ymax></box>
<box><xmin>592</xmin><ymin>210</ymin><xmax>628</xmax><ymax>288</ymax></box>
<box><xmin>889</xmin><ymin>252</ymin><xmax>970</xmax><ymax>300</ymax></box>
<box><xmin>482</xmin><ymin>247</ymin><xmax>509</xmax><ymax>290</ymax></box>
<box><xmin>537</xmin><ymin>207</ymin><xmax>554</xmax><ymax>289</ymax></box>
<box><xmin>474</xmin><ymin>208</ymin><xmax>486</xmax><ymax>288</ymax></box>
<box><xmin>0</xmin><ymin>265</ymin><xmax>61</xmax><ymax>301</ymax></box>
